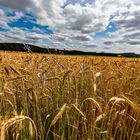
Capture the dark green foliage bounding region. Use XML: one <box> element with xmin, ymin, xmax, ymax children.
<box><xmin>0</xmin><ymin>43</ymin><xmax>140</xmax><ymax>57</ymax></box>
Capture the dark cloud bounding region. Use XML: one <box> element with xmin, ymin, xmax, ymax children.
<box><xmin>72</xmin><ymin>35</ymin><xmax>92</xmax><ymax>41</ymax></box>
<box><xmin>128</xmin><ymin>40</ymin><xmax>140</xmax><ymax>45</ymax></box>
<box><xmin>0</xmin><ymin>0</ymin><xmax>33</xmax><ymax>11</ymax></box>
<box><xmin>104</xmin><ymin>41</ymin><xmax>114</xmax><ymax>45</ymax></box>
<box><xmin>85</xmin><ymin>44</ymin><xmax>97</xmax><ymax>48</ymax></box>
<box><xmin>104</xmin><ymin>47</ymin><xmax>110</xmax><ymax>50</ymax></box>
<box><xmin>123</xmin><ymin>32</ymin><xmax>140</xmax><ymax>39</ymax></box>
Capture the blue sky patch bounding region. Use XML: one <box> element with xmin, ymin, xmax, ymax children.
<box><xmin>95</xmin><ymin>22</ymin><xmax>118</xmax><ymax>38</ymax></box>
<box><xmin>8</xmin><ymin>13</ymin><xmax>53</xmax><ymax>35</ymax></box>
<box><xmin>0</xmin><ymin>27</ymin><xmax>8</xmax><ymax>32</ymax></box>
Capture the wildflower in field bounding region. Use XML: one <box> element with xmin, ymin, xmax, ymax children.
<box><xmin>40</xmin><ymin>70</ymin><xmax>46</xmax><ymax>75</ymax></box>
<box><xmin>40</xmin><ymin>77</ymin><xmax>45</xmax><ymax>85</ymax></box>
<box><xmin>23</xmin><ymin>44</ymin><xmax>30</xmax><ymax>51</ymax></box>
<box><xmin>66</xmin><ymin>75</ymin><xmax>70</xmax><ymax>81</ymax></box>
<box><xmin>25</xmin><ymin>58</ymin><xmax>31</xmax><ymax>63</ymax></box>
<box><xmin>48</xmin><ymin>95</ymin><xmax>52</xmax><ymax>100</ymax></box>
<box><xmin>79</xmin><ymin>119</ymin><xmax>84</xmax><ymax>126</ymax></box>
<box><xmin>37</xmin><ymin>70</ymin><xmax>46</xmax><ymax>85</ymax></box>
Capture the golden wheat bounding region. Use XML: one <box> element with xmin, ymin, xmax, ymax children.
<box><xmin>0</xmin><ymin>51</ymin><xmax>140</xmax><ymax>140</ymax></box>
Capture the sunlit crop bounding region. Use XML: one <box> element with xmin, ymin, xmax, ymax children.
<box><xmin>0</xmin><ymin>51</ymin><xmax>140</xmax><ymax>140</ymax></box>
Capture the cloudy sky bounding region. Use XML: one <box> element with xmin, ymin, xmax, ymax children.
<box><xmin>0</xmin><ymin>0</ymin><xmax>140</xmax><ymax>53</ymax></box>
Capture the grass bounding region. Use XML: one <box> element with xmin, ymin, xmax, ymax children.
<box><xmin>0</xmin><ymin>51</ymin><xmax>140</xmax><ymax>140</ymax></box>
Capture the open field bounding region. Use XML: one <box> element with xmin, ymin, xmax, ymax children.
<box><xmin>0</xmin><ymin>51</ymin><xmax>140</xmax><ymax>140</ymax></box>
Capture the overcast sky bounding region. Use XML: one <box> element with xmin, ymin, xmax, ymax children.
<box><xmin>0</xmin><ymin>0</ymin><xmax>140</xmax><ymax>53</ymax></box>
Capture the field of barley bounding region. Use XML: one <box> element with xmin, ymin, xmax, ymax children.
<box><xmin>0</xmin><ymin>51</ymin><xmax>140</xmax><ymax>140</ymax></box>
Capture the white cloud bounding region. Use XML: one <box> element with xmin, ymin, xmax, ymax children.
<box><xmin>0</xmin><ymin>27</ymin><xmax>50</xmax><ymax>47</ymax></box>
<box><xmin>0</xmin><ymin>8</ymin><xmax>24</xmax><ymax>29</ymax></box>
<box><xmin>104</xmin><ymin>2</ymin><xmax>140</xmax><ymax>49</ymax></box>
<box><xmin>133</xmin><ymin>0</ymin><xmax>140</xmax><ymax>5</ymax></box>
<box><xmin>0</xmin><ymin>0</ymin><xmax>66</xmax><ymax>25</ymax></box>
<box><xmin>0</xmin><ymin>8</ymin><xmax>9</xmax><ymax>29</ymax></box>
<box><xmin>0</xmin><ymin>0</ymin><xmax>128</xmax><ymax>31</ymax></box>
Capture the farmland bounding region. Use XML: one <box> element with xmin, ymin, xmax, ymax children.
<box><xmin>0</xmin><ymin>51</ymin><xmax>140</xmax><ymax>140</ymax></box>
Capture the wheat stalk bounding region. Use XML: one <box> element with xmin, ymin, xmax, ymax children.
<box><xmin>0</xmin><ymin>115</ymin><xmax>38</xmax><ymax>140</ymax></box>
<box><xmin>51</xmin><ymin>104</ymin><xmax>67</xmax><ymax>126</ymax></box>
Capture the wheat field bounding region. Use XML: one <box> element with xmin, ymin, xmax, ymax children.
<box><xmin>0</xmin><ymin>51</ymin><xmax>140</xmax><ymax>140</ymax></box>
